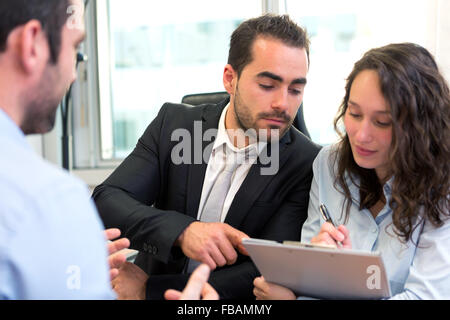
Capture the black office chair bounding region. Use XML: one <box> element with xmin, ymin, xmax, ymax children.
<box><xmin>182</xmin><ymin>92</ymin><xmax>311</xmax><ymax>139</ymax></box>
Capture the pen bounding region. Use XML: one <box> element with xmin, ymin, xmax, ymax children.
<box><xmin>319</xmin><ymin>204</ymin><xmax>343</xmax><ymax>247</ymax></box>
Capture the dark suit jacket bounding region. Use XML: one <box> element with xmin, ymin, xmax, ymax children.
<box><xmin>93</xmin><ymin>98</ymin><xmax>321</xmax><ymax>299</ymax></box>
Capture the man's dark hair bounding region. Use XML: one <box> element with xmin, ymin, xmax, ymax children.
<box><xmin>228</xmin><ymin>14</ymin><xmax>310</xmax><ymax>77</ymax></box>
<box><xmin>0</xmin><ymin>0</ymin><xmax>71</xmax><ymax>63</ymax></box>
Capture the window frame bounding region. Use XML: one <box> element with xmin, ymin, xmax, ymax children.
<box><xmin>72</xmin><ymin>0</ymin><xmax>271</xmax><ymax>171</ymax></box>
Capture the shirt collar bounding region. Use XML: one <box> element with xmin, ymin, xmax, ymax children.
<box><xmin>0</xmin><ymin>108</ymin><xmax>30</xmax><ymax>150</ymax></box>
<box><xmin>346</xmin><ymin>171</ymin><xmax>395</xmax><ymax>207</ymax></box>
<box><xmin>213</xmin><ymin>103</ymin><xmax>267</xmax><ymax>156</ymax></box>
<box><xmin>382</xmin><ymin>176</ymin><xmax>394</xmax><ymax>200</ymax></box>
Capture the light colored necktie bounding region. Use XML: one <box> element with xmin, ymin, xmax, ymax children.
<box><xmin>186</xmin><ymin>148</ymin><xmax>240</xmax><ymax>273</ymax></box>
<box><xmin>200</xmin><ymin>150</ymin><xmax>240</xmax><ymax>223</ymax></box>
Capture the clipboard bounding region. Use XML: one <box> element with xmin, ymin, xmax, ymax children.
<box><xmin>243</xmin><ymin>238</ymin><xmax>392</xmax><ymax>300</ymax></box>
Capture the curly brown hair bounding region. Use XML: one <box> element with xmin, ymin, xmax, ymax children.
<box><xmin>333</xmin><ymin>43</ymin><xmax>450</xmax><ymax>243</ymax></box>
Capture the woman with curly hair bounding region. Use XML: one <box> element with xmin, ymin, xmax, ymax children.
<box><xmin>253</xmin><ymin>43</ymin><xmax>450</xmax><ymax>300</ymax></box>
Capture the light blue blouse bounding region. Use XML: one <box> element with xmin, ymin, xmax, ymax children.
<box><xmin>301</xmin><ymin>145</ymin><xmax>450</xmax><ymax>299</ymax></box>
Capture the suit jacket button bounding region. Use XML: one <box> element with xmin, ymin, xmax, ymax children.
<box><xmin>152</xmin><ymin>246</ymin><xmax>158</xmax><ymax>255</ymax></box>
<box><xmin>143</xmin><ymin>243</ymin><xmax>148</xmax><ymax>252</ymax></box>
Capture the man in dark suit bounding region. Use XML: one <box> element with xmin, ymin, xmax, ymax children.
<box><xmin>93</xmin><ymin>14</ymin><xmax>321</xmax><ymax>300</ymax></box>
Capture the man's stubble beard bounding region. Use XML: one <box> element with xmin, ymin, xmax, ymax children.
<box><xmin>232</xmin><ymin>84</ymin><xmax>294</xmax><ymax>142</ymax></box>
<box><xmin>21</xmin><ymin>65</ymin><xmax>64</xmax><ymax>135</ymax></box>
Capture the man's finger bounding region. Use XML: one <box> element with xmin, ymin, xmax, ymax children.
<box><xmin>104</xmin><ymin>228</ymin><xmax>121</xmax><ymax>241</ymax></box>
<box><xmin>237</xmin><ymin>242</ymin><xmax>249</xmax><ymax>256</ymax></box>
<box><xmin>208</xmin><ymin>245</ymin><xmax>228</xmax><ymax>268</ymax></box>
<box><xmin>110</xmin><ymin>268</ymin><xmax>120</xmax><ymax>281</ymax></box>
<box><xmin>109</xmin><ymin>252</ymin><xmax>127</xmax><ymax>269</ymax></box>
<box><xmin>224</xmin><ymin>225</ymin><xmax>249</xmax><ymax>255</ymax></box>
<box><xmin>196</xmin><ymin>253</ymin><xmax>217</xmax><ymax>271</ymax></box>
<box><xmin>201</xmin><ymin>282</ymin><xmax>219</xmax><ymax>300</ymax></box>
<box><xmin>218</xmin><ymin>239</ymin><xmax>238</xmax><ymax>265</ymax></box>
<box><xmin>180</xmin><ymin>264</ymin><xmax>211</xmax><ymax>300</ymax></box>
<box><xmin>108</xmin><ymin>238</ymin><xmax>130</xmax><ymax>255</ymax></box>
<box><xmin>164</xmin><ymin>289</ymin><xmax>182</xmax><ymax>300</ymax></box>
<box><xmin>165</xmin><ymin>284</ymin><xmax>218</xmax><ymax>300</ymax></box>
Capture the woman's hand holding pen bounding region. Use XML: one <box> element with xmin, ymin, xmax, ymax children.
<box><xmin>311</xmin><ymin>223</ymin><xmax>352</xmax><ymax>249</ymax></box>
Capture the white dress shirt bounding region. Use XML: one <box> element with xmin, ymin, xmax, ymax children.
<box><xmin>196</xmin><ymin>104</ymin><xmax>267</xmax><ymax>223</ymax></box>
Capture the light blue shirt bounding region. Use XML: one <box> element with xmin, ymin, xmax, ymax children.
<box><xmin>301</xmin><ymin>145</ymin><xmax>450</xmax><ymax>300</ymax></box>
<box><xmin>0</xmin><ymin>109</ymin><xmax>115</xmax><ymax>300</ymax></box>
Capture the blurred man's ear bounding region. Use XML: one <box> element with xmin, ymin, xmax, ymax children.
<box><xmin>16</xmin><ymin>20</ymin><xmax>49</xmax><ymax>75</ymax></box>
<box><xmin>223</xmin><ymin>64</ymin><xmax>238</xmax><ymax>96</ymax></box>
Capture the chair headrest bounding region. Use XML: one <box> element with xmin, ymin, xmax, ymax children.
<box><xmin>182</xmin><ymin>92</ymin><xmax>230</xmax><ymax>106</ymax></box>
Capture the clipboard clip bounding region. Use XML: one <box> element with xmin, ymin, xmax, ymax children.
<box><xmin>282</xmin><ymin>241</ymin><xmax>337</xmax><ymax>250</ymax></box>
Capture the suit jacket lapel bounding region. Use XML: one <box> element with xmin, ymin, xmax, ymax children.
<box><xmin>225</xmin><ymin>131</ymin><xmax>292</xmax><ymax>227</ymax></box>
<box><xmin>185</xmin><ymin>99</ymin><xmax>229</xmax><ymax>218</ymax></box>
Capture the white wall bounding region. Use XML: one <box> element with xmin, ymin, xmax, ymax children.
<box><xmin>437</xmin><ymin>0</ymin><xmax>450</xmax><ymax>82</ymax></box>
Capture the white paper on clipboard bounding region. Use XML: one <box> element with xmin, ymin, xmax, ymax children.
<box><xmin>243</xmin><ymin>238</ymin><xmax>392</xmax><ymax>300</ymax></box>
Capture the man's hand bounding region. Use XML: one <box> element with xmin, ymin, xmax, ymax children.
<box><xmin>176</xmin><ymin>222</ymin><xmax>249</xmax><ymax>270</ymax></box>
<box><xmin>111</xmin><ymin>262</ymin><xmax>148</xmax><ymax>300</ymax></box>
<box><xmin>164</xmin><ymin>264</ymin><xmax>219</xmax><ymax>300</ymax></box>
<box><xmin>104</xmin><ymin>228</ymin><xmax>130</xmax><ymax>281</ymax></box>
